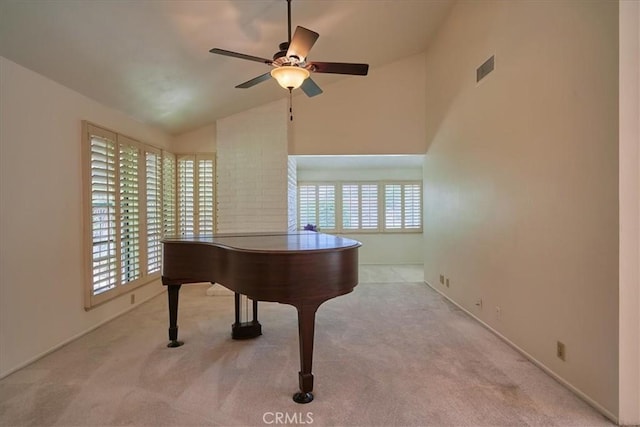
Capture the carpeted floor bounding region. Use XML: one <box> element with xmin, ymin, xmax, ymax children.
<box><xmin>0</xmin><ymin>265</ymin><xmax>613</xmax><ymax>426</ymax></box>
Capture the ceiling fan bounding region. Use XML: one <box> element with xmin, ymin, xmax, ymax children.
<box><xmin>209</xmin><ymin>0</ymin><xmax>369</xmax><ymax>97</ymax></box>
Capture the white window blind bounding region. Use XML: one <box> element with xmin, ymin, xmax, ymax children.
<box><xmin>145</xmin><ymin>149</ymin><xmax>162</xmax><ymax>275</ymax></box>
<box><xmin>83</xmin><ymin>122</ymin><xmax>177</xmax><ymax>308</ymax></box>
<box><xmin>299</xmin><ymin>185</ymin><xmax>317</xmax><ymax>227</ymax></box>
<box><xmin>384</xmin><ymin>184</ymin><xmax>403</xmax><ymax>230</ymax></box>
<box><xmin>361</xmin><ymin>184</ymin><xmax>379</xmax><ymax>230</ymax></box>
<box><xmin>177</xmin><ymin>154</ymin><xmax>216</xmax><ymax>235</ymax></box>
<box><xmin>162</xmin><ymin>152</ymin><xmax>176</xmax><ymax>236</ymax></box>
<box><xmin>298</xmin><ymin>184</ymin><xmax>336</xmax><ymax>231</ymax></box>
<box><xmin>88</xmin><ymin>128</ymin><xmax>118</xmax><ymax>296</ymax></box>
<box><xmin>178</xmin><ymin>156</ymin><xmax>195</xmax><ymax>235</ymax></box>
<box><xmin>118</xmin><ymin>137</ymin><xmax>141</xmax><ymax>285</ymax></box>
<box><xmin>384</xmin><ymin>182</ymin><xmax>422</xmax><ymax>231</ymax></box>
<box><xmin>198</xmin><ymin>157</ymin><xmax>215</xmax><ymax>233</ymax></box>
<box><xmin>317</xmin><ymin>185</ymin><xmax>336</xmax><ymax>230</ymax></box>
<box><xmin>403</xmin><ymin>184</ymin><xmax>422</xmax><ymax>229</ymax></box>
<box><xmin>342</xmin><ymin>183</ymin><xmax>379</xmax><ymax>231</ymax></box>
<box><xmin>342</xmin><ymin>184</ymin><xmax>360</xmax><ymax>230</ymax></box>
<box><xmin>297</xmin><ymin>180</ymin><xmax>422</xmax><ymax>234</ymax></box>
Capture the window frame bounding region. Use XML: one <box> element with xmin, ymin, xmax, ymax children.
<box><xmin>297</xmin><ymin>180</ymin><xmax>422</xmax><ymax>234</ymax></box>
<box><xmin>82</xmin><ymin>122</ymin><xmax>167</xmax><ymax>308</ymax></box>
<box><xmin>176</xmin><ymin>153</ymin><xmax>216</xmax><ymax>236</ymax></box>
<box><xmin>83</xmin><ymin>124</ymin><xmax>217</xmax><ymax>309</ymax></box>
<box><xmin>297</xmin><ymin>182</ymin><xmax>338</xmax><ymax>232</ymax></box>
<box><xmin>382</xmin><ymin>181</ymin><xmax>423</xmax><ymax>232</ymax></box>
<box><xmin>340</xmin><ymin>182</ymin><xmax>381</xmax><ymax>232</ymax></box>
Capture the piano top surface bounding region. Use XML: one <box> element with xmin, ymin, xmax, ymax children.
<box><xmin>162</xmin><ymin>231</ymin><xmax>361</xmax><ymax>253</ymax></box>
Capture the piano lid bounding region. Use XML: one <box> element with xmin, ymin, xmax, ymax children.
<box><xmin>162</xmin><ymin>231</ymin><xmax>361</xmax><ymax>253</ymax></box>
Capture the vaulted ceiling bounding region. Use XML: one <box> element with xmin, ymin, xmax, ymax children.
<box><xmin>0</xmin><ymin>0</ymin><xmax>453</xmax><ymax>135</ymax></box>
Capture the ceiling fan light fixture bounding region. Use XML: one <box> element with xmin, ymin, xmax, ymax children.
<box><xmin>271</xmin><ymin>66</ymin><xmax>310</xmax><ymax>90</ymax></box>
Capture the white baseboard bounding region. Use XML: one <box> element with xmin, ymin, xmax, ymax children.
<box><xmin>423</xmin><ymin>280</ymin><xmax>619</xmax><ymax>425</ymax></box>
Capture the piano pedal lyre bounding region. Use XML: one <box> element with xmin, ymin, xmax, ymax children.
<box><xmin>231</xmin><ymin>292</ymin><xmax>262</xmax><ymax>340</ymax></box>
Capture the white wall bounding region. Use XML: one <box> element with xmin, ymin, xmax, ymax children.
<box><xmin>339</xmin><ymin>233</ymin><xmax>423</xmax><ymax>265</ymax></box>
<box><xmin>291</xmin><ymin>53</ymin><xmax>427</xmax><ymax>155</ymax></box>
<box><xmin>216</xmin><ymin>100</ymin><xmax>290</xmax><ymax>233</ymax></box>
<box><xmin>618</xmin><ymin>0</ymin><xmax>640</xmax><ymax>424</ymax></box>
<box><xmin>0</xmin><ymin>57</ymin><xmax>172</xmax><ymax>378</ymax></box>
<box><xmin>422</xmin><ymin>0</ymin><xmax>619</xmax><ymax>419</ymax></box>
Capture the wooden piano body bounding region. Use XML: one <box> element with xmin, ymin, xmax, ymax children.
<box><xmin>161</xmin><ymin>231</ymin><xmax>361</xmax><ymax>403</ymax></box>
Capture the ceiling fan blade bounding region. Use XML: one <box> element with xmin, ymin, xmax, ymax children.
<box><xmin>300</xmin><ymin>78</ymin><xmax>323</xmax><ymax>98</ymax></box>
<box><xmin>286</xmin><ymin>26</ymin><xmax>319</xmax><ymax>61</ymax></box>
<box><xmin>235</xmin><ymin>72</ymin><xmax>272</xmax><ymax>89</ymax></box>
<box><xmin>210</xmin><ymin>48</ymin><xmax>273</xmax><ymax>65</ymax></box>
<box><xmin>308</xmin><ymin>62</ymin><xmax>369</xmax><ymax>76</ymax></box>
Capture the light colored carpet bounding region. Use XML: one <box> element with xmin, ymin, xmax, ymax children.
<box><xmin>0</xmin><ymin>265</ymin><xmax>613</xmax><ymax>426</ymax></box>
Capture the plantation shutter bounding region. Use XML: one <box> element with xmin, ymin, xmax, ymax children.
<box><xmin>118</xmin><ymin>136</ymin><xmax>141</xmax><ymax>285</ymax></box>
<box><xmin>317</xmin><ymin>185</ymin><xmax>336</xmax><ymax>230</ymax></box>
<box><xmin>145</xmin><ymin>149</ymin><xmax>162</xmax><ymax>274</ymax></box>
<box><xmin>404</xmin><ymin>184</ymin><xmax>422</xmax><ymax>229</ymax></box>
<box><xmin>178</xmin><ymin>155</ymin><xmax>195</xmax><ymax>235</ymax></box>
<box><xmin>297</xmin><ymin>179</ymin><xmax>422</xmax><ymax>234</ymax></box>
<box><xmin>297</xmin><ymin>184</ymin><xmax>336</xmax><ymax>231</ymax></box>
<box><xmin>341</xmin><ymin>183</ymin><xmax>378</xmax><ymax>231</ymax></box>
<box><xmin>177</xmin><ymin>154</ymin><xmax>215</xmax><ymax>235</ymax></box>
<box><xmin>384</xmin><ymin>184</ymin><xmax>403</xmax><ymax>230</ymax></box>
<box><xmin>197</xmin><ymin>156</ymin><xmax>215</xmax><ymax>233</ymax></box>
<box><xmin>384</xmin><ymin>183</ymin><xmax>422</xmax><ymax>231</ymax></box>
<box><xmin>342</xmin><ymin>184</ymin><xmax>360</xmax><ymax>230</ymax></box>
<box><xmin>361</xmin><ymin>184</ymin><xmax>379</xmax><ymax>230</ymax></box>
<box><xmin>298</xmin><ymin>185</ymin><xmax>317</xmax><ymax>228</ymax></box>
<box><xmin>84</xmin><ymin>122</ymin><xmax>202</xmax><ymax>308</ymax></box>
<box><xmin>162</xmin><ymin>152</ymin><xmax>176</xmax><ymax>236</ymax></box>
<box><xmin>88</xmin><ymin>126</ymin><xmax>118</xmax><ymax>296</ymax></box>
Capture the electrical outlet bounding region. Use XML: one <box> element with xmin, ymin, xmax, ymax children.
<box><xmin>495</xmin><ymin>306</ymin><xmax>502</xmax><ymax>319</ymax></box>
<box><xmin>445</xmin><ymin>278</ymin><xmax>450</xmax><ymax>288</ymax></box>
<box><xmin>130</xmin><ymin>294</ymin><xmax>135</xmax><ymax>305</ymax></box>
<box><xmin>439</xmin><ymin>274</ymin><xmax>444</xmax><ymax>285</ymax></box>
<box><xmin>475</xmin><ymin>298</ymin><xmax>483</xmax><ymax>309</ymax></box>
<box><xmin>557</xmin><ymin>341</ymin><xmax>566</xmax><ymax>361</ymax></box>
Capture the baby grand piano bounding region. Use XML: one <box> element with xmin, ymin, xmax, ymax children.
<box><xmin>161</xmin><ymin>231</ymin><xmax>361</xmax><ymax>403</ymax></box>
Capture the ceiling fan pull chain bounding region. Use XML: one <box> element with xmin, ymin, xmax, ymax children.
<box><xmin>289</xmin><ymin>88</ymin><xmax>294</xmax><ymax>121</ymax></box>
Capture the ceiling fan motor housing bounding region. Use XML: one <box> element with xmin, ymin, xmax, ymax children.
<box><xmin>273</xmin><ymin>42</ymin><xmax>303</xmax><ymax>67</ymax></box>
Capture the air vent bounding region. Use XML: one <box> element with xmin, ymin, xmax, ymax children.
<box><xmin>476</xmin><ymin>55</ymin><xmax>495</xmax><ymax>83</ymax></box>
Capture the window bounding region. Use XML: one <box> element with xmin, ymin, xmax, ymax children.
<box><xmin>162</xmin><ymin>152</ymin><xmax>177</xmax><ymax>236</ymax></box>
<box><xmin>298</xmin><ymin>184</ymin><xmax>336</xmax><ymax>231</ymax></box>
<box><xmin>198</xmin><ymin>157</ymin><xmax>215</xmax><ymax>233</ymax></box>
<box><xmin>342</xmin><ymin>183</ymin><xmax>379</xmax><ymax>231</ymax></box>
<box><xmin>83</xmin><ymin>123</ymin><xmax>163</xmax><ymax>307</ymax></box>
<box><xmin>118</xmin><ymin>136</ymin><xmax>141</xmax><ymax>285</ymax></box>
<box><xmin>145</xmin><ymin>148</ymin><xmax>162</xmax><ymax>275</ymax></box>
<box><xmin>85</xmin><ymin>125</ymin><xmax>118</xmax><ymax>298</ymax></box>
<box><xmin>177</xmin><ymin>156</ymin><xmax>195</xmax><ymax>235</ymax></box>
<box><xmin>177</xmin><ymin>154</ymin><xmax>215</xmax><ymax>235</ymax></box>
<box><xmin>297</xmin><ymin>180</ymin><xmax>422</xmax><ymax>233</ymax></box>
<box><xmin>384</xmin><ymin>183</ymin><xmax>422</xmax><ymax>231</ymax></box>
<box><xmin>83</xmin><ymin>122</ymin><xmax>216</xmax><ymax>309</ymax></box>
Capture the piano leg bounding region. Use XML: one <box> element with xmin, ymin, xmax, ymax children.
<box><xmin>167</xmin><ymin>284</ymin><xmax>184</xmax><ymax>348</ymax></box>
<box><xmin>293</xmin><ymin>302</ymin><xmax>320</xmax><ymax>404</ymax></box>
